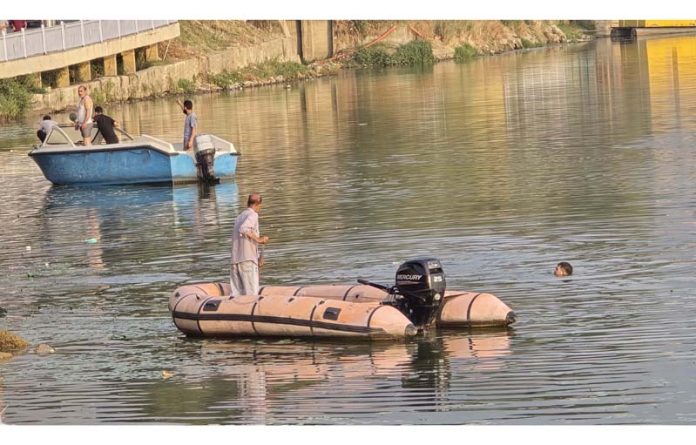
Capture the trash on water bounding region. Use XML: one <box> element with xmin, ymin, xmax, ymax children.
<box><xmin>35</xmin><ymin>344</ymin><xmax>55</xmax><ymax>355</ymax></box>
<box><xmin>25</xmin><ymin>246</ymin><xmax>31</xmax><ymax>251</ymax></box>
<box><xmin>84</xmin><ymin>238</ymin><xmax>98</xmax><ymax>244</ymax></box>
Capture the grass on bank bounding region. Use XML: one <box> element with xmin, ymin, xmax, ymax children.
<box><xmin>209</xmin><ymin>59</ymin><xmax>310</xmax><ymax>88</ymax></box>
<box><xmin>353</xmin><ymin>41</ymin><xmax>435</xmax><ymax>68</ymax></box>
<box><xmin>556</xmin><ymin>22</ymin><xmax>585</xmax><ymax>42</ymax></box>
<box><xmin>454</xmin><ymin>43</ymin><xmax>479</xmax><ymax>62</ymax></box>
<box><xmin>0</xmin><ymin>77</ymin><xmax>43</xmax><ymax>121</ymax></box>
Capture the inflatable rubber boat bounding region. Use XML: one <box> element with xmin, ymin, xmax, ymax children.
<box><xmin>169</xmin><ymin>258</ymin><xmax>515</xmax><ymax>339</ymax></box>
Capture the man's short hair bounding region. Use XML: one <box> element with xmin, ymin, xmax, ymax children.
<box><xmin>557</xmin><ymin>262</ymin><xmax>573</xmax><ymax>275</ymax></box>
<box><xmin>247</xmin><ymin>194</ymin><xmax>262</xmax><ymax>207</ymax></box>
<box><xmin>42</xmin><ymin>115</ymin><xmax>52</xmax><ymax>120</ymax></box>
<box><xmin>94</xmin><ymin>106</ymin><xmax>103</xmax><ymax>113</ymax></box>
<box><xmin>183</xmin><ymin>100</ymin><xmax>193</xmax><ymax>110</ymax></box>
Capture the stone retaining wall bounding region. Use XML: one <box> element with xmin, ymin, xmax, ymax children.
<box><xmin>31</xmin><ymin>36</ymin><xmax>299</xmax><ymax>112</ymax></box>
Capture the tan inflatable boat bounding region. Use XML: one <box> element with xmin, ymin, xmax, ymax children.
<box><xmin>169</xmin><ymin>258</ymin><xmax>515</xmax><ymax>339</ymax></box>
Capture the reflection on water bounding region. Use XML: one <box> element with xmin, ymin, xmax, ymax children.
<box><xmin>113</xmin><ymin>330</ymin><xmax>514</xmax><ymax>425</ymax></box>
<box><xmin>1</xmin><ymin>35</ymin><xmax>695</xmax><ymax>425</ymax></box>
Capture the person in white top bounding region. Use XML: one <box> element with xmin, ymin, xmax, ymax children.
<box><xmin>230</xmin><ymin>193</ymin><xmax>269</xmax><ymax>296</ymax></box>
<box><xmin>75</xmin><ymin>85</ymin><xmax>94</xmax><ymax>146</ymax></box>
<box><xmin>37</xmin><ymin>114</ymin><xmax>58</xmax><ymax>143</ymax></box>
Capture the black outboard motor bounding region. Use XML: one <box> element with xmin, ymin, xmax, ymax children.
<box><xmin>194</xmin><ymin>134</ymin><xmax>218</xmax><ymax>184</ymax></box>
<box><xmin>394</xmin><ymin>258</ymin><xmax>446</xmax><ymax>327</ymax></box>
<box><xmin>359</xmin><ymin>258</ymin><xmax>446</xmax><ymax>329</ymax></box>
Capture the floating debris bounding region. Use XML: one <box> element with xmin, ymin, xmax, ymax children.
<box><xmin>34</xmin><ymin>344</ymin><xmax>55</xmax><ymax>355</ymax></box>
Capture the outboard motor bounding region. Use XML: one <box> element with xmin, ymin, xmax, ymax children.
<box><xmin>194</xmin><ymin>134</ymin><xmax>218</xmax><ymax>184</ymax></box>
<box><xmin>359</xmin><ymin>258</ymin><xmax>446</xmax><ymax>330</ymax></box>
<box><xmin>394</xmin><ymin>258</ymin><xmax>446</xmax><ymax>327</ymax></box>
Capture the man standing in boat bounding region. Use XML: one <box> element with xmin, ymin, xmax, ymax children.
<box><xmin>177</xmin><ymin>99</ymin><xmax>197</xmax><ymax>151</ymax></box>
<box><xmin>230</xmin><ymin>194</ymin><xmax>269</xmax><ymax>296</ymax></box>
<box><xmin>75</xmin><ymin>85</ymin><xmax>94</xmax><ymax>146</ymax></box>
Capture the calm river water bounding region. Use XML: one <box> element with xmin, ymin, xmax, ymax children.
<box><xmin>1</xmin><ymin>36</ymin><xmax>695</xmax><ymax>425</ymax></box>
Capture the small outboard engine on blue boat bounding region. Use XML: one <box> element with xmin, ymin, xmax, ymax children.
<box><xmin>359</xmin><ymin>258</ymin><xmax>446</xmax><ymax>329</ymax></box>
<box><xmin>194</xmin><ymin>134</ymin><xmax>218</xmax><ymax>184</ymax></box>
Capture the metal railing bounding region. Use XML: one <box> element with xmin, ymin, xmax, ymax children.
<box><xmin>1</xmin><ymin>20</ymin><xmax>176</xmax><ymax>62</ymax></box>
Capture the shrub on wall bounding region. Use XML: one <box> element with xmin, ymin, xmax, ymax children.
<box><xmin>0</xmin><ymin>78</ymin><xmax>33</xmax><ymax>121</ymax></box>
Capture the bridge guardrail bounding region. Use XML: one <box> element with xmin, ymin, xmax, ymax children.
<box><xmin>1</xmin><ymin>20</ymin><xmax>176</xmax><ymax>63</ymax></box>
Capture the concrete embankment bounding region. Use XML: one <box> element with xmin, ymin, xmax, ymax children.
<box><xmin>31</xmin><ymin>36</ymin><xmax>298</xmax><ymax>113</ymax></box>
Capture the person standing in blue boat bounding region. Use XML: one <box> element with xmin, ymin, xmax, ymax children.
<box><xmin>75</xmin><ymin>85</ymin><xmax>94</xmax><ymax>146</ymax></box>
<box><xmin>177</xmin><ymin>98</ymin><xmax>197</xmax><ymax>151</ymax></box>
<box><xmin>93</xmin><ymin>106</ymin><xmax>119</xmax><ymax>144</ymax></box>
<box><xmin>230</xmin><ymin>193</ymin><xmax>269</xmax><ymax>296</ymax></box>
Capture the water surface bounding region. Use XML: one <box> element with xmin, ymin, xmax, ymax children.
<box><xmin>1</xmin><ymin>36</ymin><xmax>695</xmax><ymax>424</ymax></box>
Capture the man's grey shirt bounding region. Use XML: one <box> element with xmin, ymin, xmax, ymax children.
<box><xmin>39</xmin><ymin>119</ymin><xmax>58</xmax><ymax>135</ymax></box>
<box><xmin>231</xmin><ymin>207</ymin><xmax>260</xmax><ymax>264</ymax></box>
<box><xmin>183</xmin><ymin>112</ymin><xmax>197</xmax><ymax>146</ymax></box>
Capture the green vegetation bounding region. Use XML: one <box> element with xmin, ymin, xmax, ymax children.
<box><xmin>521</xmin><ymin>38</ymin><xmax>543</xmax><ymax>49</ymax></box>
<box><xmin>556</xmin><ymin>22</ymin><xmax>584</xmax><ymax>42</ymax></box>
<box><xmin>0</xmin><ymin>77</ymin><xmax>40</xmax><ymax>120</ymax></box>
<box><xmin>454</xmin><ymin>43</ymin><xmax>479</xmax><ymax>63</ymax></box>
<box><xmin>90</xmin><ymin>59</ymin><xmax>104</xmax><ymax>78</ymax></box>
<box><xmin>354</xmin><ymin>44</ymin><xmax>392</xmax><ymax>67</ymax></box>
<box><xmin>41</xmin><ymin>69</ymin><xmax>61</xmax><ymax>88</ymax></box>
<box><xmin>208</xmin><ymin>71</ymin><xmax>243</xmax><ymax>89</ymax></box>
<box><xmin>353</xmin><ymin>41</ymin><xmax>435</xmax><ymax>68</ymax></box>
<box><xmin>177</xmin><ymin>79</ymin><xmax>197</xmax><ymax>94</ymax></box>
<box><xmin>209</xmin><ymin>59</ymin><xmax>309</xmax><ymax>89</ymax></box>
<box><xmin>393</xmin><ymin>41</ymin><xmax>435</xmax><ymax>65</ymax></box>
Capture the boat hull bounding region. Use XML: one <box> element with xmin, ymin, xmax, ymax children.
<box><xmin>169</xmin><ymin>282</ymin><xmax>514</xmax><ymax>339</ymax></box>
<box><xmin>170</xmin><ymin>283</ymin><xmax>417</xmax><ymax>339</ymax></box>
<box><xmin>29</xmin><ymin>146</ymin><xmax>238</xmax><ymax>185</ymax></box>
<box><xmin>256</xmin><ymin>284</ymin><xmax>516</xmax><ymax>328</ymax></box>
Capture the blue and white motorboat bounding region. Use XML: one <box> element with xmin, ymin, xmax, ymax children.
<box><xmin>28</xmin><ymin>125</ymin><xmax>239</xmax><ymax>186</ymax></box>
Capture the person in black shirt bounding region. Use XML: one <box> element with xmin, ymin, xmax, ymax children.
<box><xmin>93</xmin><ymin>106</ymin><xmax>119</xmax><ymax>144</ymax></box>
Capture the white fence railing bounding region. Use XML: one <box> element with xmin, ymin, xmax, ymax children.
<box><xmin>0</xmin><ymin>20</ymin><xmax>176</xmax><ymax>63</ymax></box>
